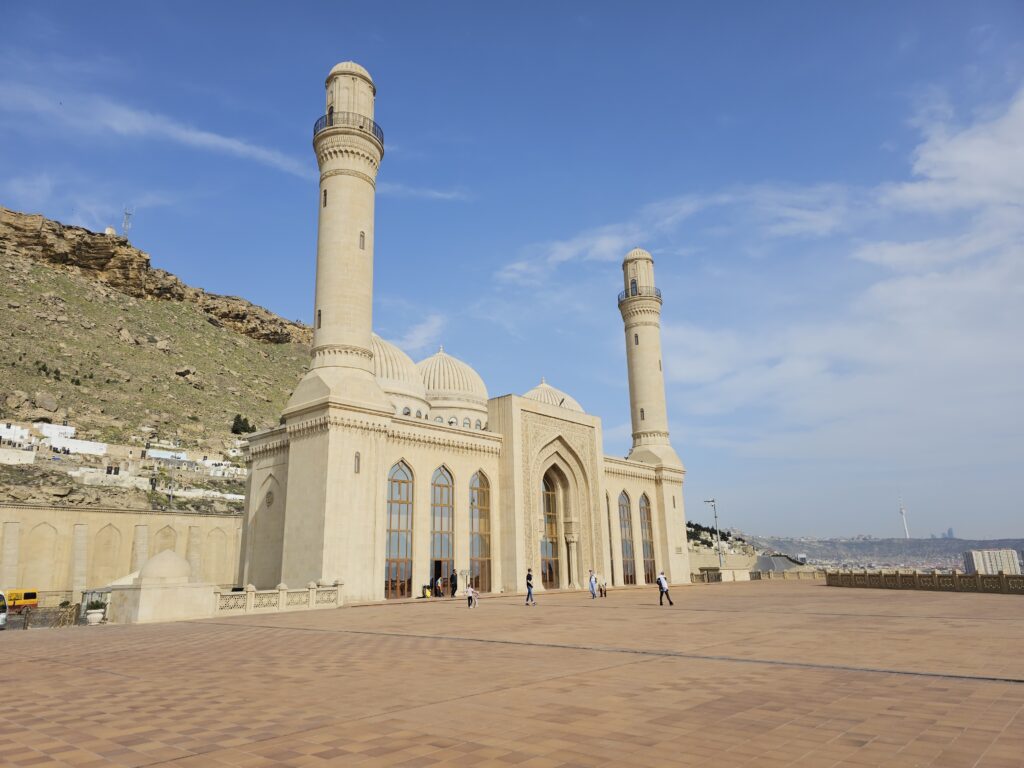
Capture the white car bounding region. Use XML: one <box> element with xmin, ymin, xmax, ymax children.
<box><xmin>0</xmin><ymin>592</ymin><xmax>7</xmax><ymax>629</ymax></box>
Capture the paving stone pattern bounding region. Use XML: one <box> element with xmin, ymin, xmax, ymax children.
<box><xmin>1</xmin><ymin>582</ymin><xmax>1022</xmax><ymax>767</ymax></box>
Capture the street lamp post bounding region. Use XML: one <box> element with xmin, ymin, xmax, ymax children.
<box><xmin>704</xmin><ymin>498</ymin><xmax>724</xmax><ymax>570</ymax></box>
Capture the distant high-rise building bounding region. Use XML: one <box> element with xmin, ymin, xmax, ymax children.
<box><xmin>962</xmin><ymin>549</ymin><xmax>1021</xmax><ymax>575</ymax></box>
<box><xmin>947</xmin><ymin>527</ymin><xmax>955</xmax><ymax>539</ymax></box>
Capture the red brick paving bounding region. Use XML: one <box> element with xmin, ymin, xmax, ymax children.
<box><xmin>0</xmin><ymin>582</ymin><xmax>1021</xmax><ymax>767</ymax></box>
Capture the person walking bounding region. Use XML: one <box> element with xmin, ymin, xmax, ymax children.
<box><xmin>656</xmin><ymin>571</ymin><xmax>674</xmax><ymax>606</ymax></box>
<box><xmin>466</xmin><ymin>585</ymin><xmax>476</xmax><ymax>608</ymax></box>
<box><xmin>435</xmin><ymin>575</ymin><xmax>443</xmax><ymax>599</ymax></box>
<box><xmin>450</xmin><ymin>569</ymin><xmax>458</xmax><ymax>599</ymax></box>
<box><xmin>589</xmin><ymin>569</ymin><xmax>598</xmax><ymax>599</ymax></box>
<box><xmin>525</xmin><ymin>568</ymin><xmax>536</xmax><ymax>606</ymax></box>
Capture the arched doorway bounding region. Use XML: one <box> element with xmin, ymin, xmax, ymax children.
<box><xmin>640</xmin><ymin>494</ymin><xmax>657</xmax><ymax>584</ymax></box>
<box><xmin>618</xmin><ymin>491</ymin><xmax>637</xmax><ymax>585</ymax></box>
<box><xmin>540</xmin><ymin>466</ymin><xmax>574</xmax><ymax>589</ymax></box>
<box><xmin>469</xmin><ymin>471</ymin><xmax>491</xmax><ymax>593</ymax></box>
<box><xmin>430</xmin><ymin>466</ymin><xmax>454</xmax><ymax>596</ymax></box>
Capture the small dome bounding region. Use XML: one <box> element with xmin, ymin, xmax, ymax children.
<box><xmin>417</xmin><ymin>347</ymin><xmax>488</xmax><ymax>407</ymax></box>
<box><xmin>329</xmin><ymin>61</ymin><xmax>373</xmax><ymax>81</ymax></box>
<box><xmin>624</xmin><ymin>247</ymin><xmax>653</xmax><ymax>263</ymax></box>
<box><xmin>139</xmin><ymin>549</ymin><xmax>191</xmax><ymax>581</ymax></box>
<box><xmin>523</xmin><ymin>378</ymin><xmax>584</xmax><ymax>413</ymax></box>
<box><xmin>372</xmin><ymin>334</ymin><xmax>427</xmax><ymax>403</ymax></box>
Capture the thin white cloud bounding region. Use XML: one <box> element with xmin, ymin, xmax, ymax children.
<box><xmin>0</xmin><ymin>82</ymin><xmax>312</xmax><ymax>179</ymax></box>
<box><xmin>394</xmin><ymin>313</ymin><xmax>446</xmax><ymax>354</ymax></box>
<box><xmin>2</xmin><ymin>172</ymin><xmax>177</xmax><ymax>231</ymax></box>
<box><xmin>880</xmin><ymin>86</ymin><xmax>1024</xmax><ymax>212</ymax></box>
<box><xmin>376</xmin><ymin>181</ymin><xmax>470</xmax><ymax>201</ymax></box>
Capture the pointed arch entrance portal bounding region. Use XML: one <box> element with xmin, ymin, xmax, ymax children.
<box><xmin>541</xmin><ymin>471</ymin><xmax>561</xmax><ymax>589</ymax></box>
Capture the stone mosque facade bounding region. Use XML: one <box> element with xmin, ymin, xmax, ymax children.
<box><xmin>241</xmin><ymin>62</ymin><xmax>691</xmax><ymax>602</ymax></box>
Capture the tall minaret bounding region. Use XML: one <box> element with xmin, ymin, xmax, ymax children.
<box><xmin>618</xmin><ymin>248</ymin><xmax>682</xmax><ymax>467</ymax></box>
<box><xmin>286</xmin><ymin>60</ymin><xmax>391</xmax><ymax>414</ymax></box>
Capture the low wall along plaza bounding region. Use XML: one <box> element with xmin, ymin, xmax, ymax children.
<box><xmin>826</xmin><ymin>569</ymin><xmax>1024</xmax><ymax>595</ymax></box>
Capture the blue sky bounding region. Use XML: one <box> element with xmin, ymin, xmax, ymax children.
<box><xmin>3</xmin><ymin>2</ymin><xmax>1022</xmax><ymax>538</ymax></box>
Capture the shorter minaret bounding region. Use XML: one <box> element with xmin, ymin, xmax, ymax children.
<box><xmin>618</xmin><ymin>248</ymin><xmax>682</xmax><ymax>467</ymax></box>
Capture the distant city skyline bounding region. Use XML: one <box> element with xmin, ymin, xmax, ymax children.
<box><xmin>1</xmin><ymin>2</ymin><xmax>1022</xmax><ymax>537</ymax></box>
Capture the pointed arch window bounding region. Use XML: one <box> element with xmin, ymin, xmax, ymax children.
<box><xmin>541</xmin><ymin>474</ymin><xmax>560</xmax><ymax>589</ymax></box>
<box><xmin>470</xmin><ymin>472</ymin><xmax>491</xmax><ymax>593</ymax></box>
<box><xmin>630</xmin><ymin>278</ymin><xmax>638</xmax><ymax>296</ymax></box>
<box><xmin>327</xmin><ymin>105</ymin><xmax>334</xmax><ymax>124</ymax></box>
<box><xmin>359</xmin><ymin>231</ymin><xmax>365</xmax><ymax>249</ymax></box>
<box><xmin>618</xmin><ymin>491</ymin><xmax>637</xmax><ymax>585</ymax></box>
<box><xmin>431</xmin><ymin>467</ymin><xmax>454</xmax><ymax>595</ymax></box>
<box><xmin>640</xmin><ymin>494</ymin><xmax>656</xmax><ymax>584</ymax></box>
<box><xmin>385</xmin><ymin>462</ymin><xmax>413</xmax><ymax>599</ymax></box>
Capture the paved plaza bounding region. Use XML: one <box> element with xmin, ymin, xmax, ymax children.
<box><xmin>2</xmin><ymin>582</ymin><xmax>1022</xmax><ymax>767</ymax></box>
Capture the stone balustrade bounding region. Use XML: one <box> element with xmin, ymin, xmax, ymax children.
<box><xmin>212</xmin><ymin>581</ymin><xmax>343</xmax><ymax>616</ymax></box>
<box><xmin>825</xmin><ymin>569</ymin><xmax>1024</xmax><ymax>595</ymax></box>
<box><xmin>747</xmin><ymin>570</ymin><xmax>824</xmax><ymax>581</ymax></box>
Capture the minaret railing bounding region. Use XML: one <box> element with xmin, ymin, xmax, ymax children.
<box><xmin>313</xmin><ymin>111</ymin><xmax>384</xmax><ymax>143</ymax></box>
<box><xmin>617</xmin><ymin>285</ymin><xmax>662</xmax><ymax>305</ymax></box>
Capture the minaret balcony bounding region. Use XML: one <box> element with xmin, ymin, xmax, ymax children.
<box><xmin>617</xmin><ymin>285</ymin><xmax>662</xmax><ymax>305</ymax></box>
<box><xmin>313</xmin><ymin>111</ymin><xmax>384</xmax><ymax>144</ymax></box>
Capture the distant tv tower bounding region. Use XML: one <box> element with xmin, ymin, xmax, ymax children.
<box><xmin>121</xmin><ymin>206</ymin><xmax>135</xmax><ymax>238</ymax></box>
<box><xmin>899</xmin><ymin>497</ymin><xmax>910</xmax><ymax>539</ymax></box>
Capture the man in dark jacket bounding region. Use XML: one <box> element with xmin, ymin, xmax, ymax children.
<box><xmin>450</xmin><ymin>569</ymin><xmax>458</xmax><ymax>599</ymax></box>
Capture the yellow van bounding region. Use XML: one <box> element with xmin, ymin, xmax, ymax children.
<box><xmin>4</xmin><ymin>589</ymin><xmax>39</xmax><ymax>614</ymax></box>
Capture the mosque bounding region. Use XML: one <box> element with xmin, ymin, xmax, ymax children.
<box><xmin>241</xmin><ymin>62</ymin><xmax>691</xmax><ymax>602</ymax></box>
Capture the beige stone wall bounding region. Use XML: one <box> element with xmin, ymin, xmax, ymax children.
<box><xmin>688</xmin><ymin>550</ymin><xmax>758</xmax><ymax>573</ymax></box>
<box><xmin>603</xmin><ymin>459</ymin><xmax>691</xmax><ymax>587</ymax></box>
<box><xmin>245</xmin><ymin>411</ymin><xmax>503</xmax><ymax>602</ymax></box>
<box><xmin>0</xmin><ymin>503</ymin><xmax>242</xmax><ymax>597</ymax></box>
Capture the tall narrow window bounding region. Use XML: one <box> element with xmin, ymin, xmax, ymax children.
<box><xmin>640</xmin><ymin>494</ymin><xmax>656</xmax><ymax>584</ymax></box>
<box><xmin>618</xmin><ymin>491</ymin><xmax>637</xmax><ymax>585</ymax></box>
<box><xmin>634</xmin><ymin>333</ymin><xmax>639</xmax><ymax>346</ymax></box>
<box><xmin>431</xmin><ymin>467</ymin><xmax>454</xmax><ymax>595</ymax></box>
<box><xmin>327</xmin><ymin>105</ymin><xmax>334</xmax><ymax>124</ymax></box>
<box><xmin>541</xmin><ymin>474</ymin><xmax>560</xmax><ymax>589</ymax></box>
<box><xmin>317</xmin><ymin>310</ymin><xmax>321</xmax><ymax>329</ymax></box>
<box><xmin>470</xmin><ymin>472</ymin><xmax>491</xmax><ymax>593</ymax></box>
<box><xmin>605</xmin><ymin>494</ymin><xmax>615</xmax><ymax>584</ymax></box>
<box><xmin>630</xmin><ymin>278</ymin><xmax>638</xmax><ymax>296</ymax></box>
<box><xmin>359</xmin><ymin>231</ymin><xmax>365</xmax><ymax>249</ymax></box>
<box><xmin>354</xmin><ymin>451</ymin><xmax>360</xmax><ymax>473</ymax></box>
<box><xmin>385</xmin><ymin>462</ymin><xmax>413</xmax><ymax>599</ymax></box>
<box><xmin>640</xmin><ymin>408</ymin><xmax>645</xmax><ymax>421</ymax></box>
<box><xmin>323</xmin><ymin>189</ymin><xmax>327</xmax><ymax>207</ymax></box>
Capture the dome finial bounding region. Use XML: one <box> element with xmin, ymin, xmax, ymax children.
<box><xmin>438</xmin><ymin>344</ymin><xmax>444</xmax><ymax>354</ymax></box>
<box><xmin>541</xmin><ymin>376</ymin><xmax>546</xmax><ymax>385</ymax></box>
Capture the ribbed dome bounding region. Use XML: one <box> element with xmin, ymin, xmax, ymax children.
<box><xmin>329</xmin><ymin>61</ymin><xmax>373</xmax><ymax>81</ymax></box>
<box><xmin>523</xmin><ymin>378</ymin><xmax>584</xmax><ymax>413</ymax></box>
<box><xmin>417</xmin><ymin>347</ymin><xmax>488</xmax><ymax>407</ymax></box>
<box><xmin>624</xmin><ymin>247</ymin><xmax>653</xmax><ymax>263</ymax></box>
<box><xmin>371</xmin><ymin>334</ymin><xmax>427</xmax><ymax>403</ymax></box>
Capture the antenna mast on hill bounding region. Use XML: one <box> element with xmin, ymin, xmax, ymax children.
<box><xmin>899</xmin><ymin>497</ymin><xmax>910</xmax><ymax>539</ymax></box>
<box><xmin>121</xmin><ymin>206</ymin><xmax>135</xmax><ymax>238</ymax></box>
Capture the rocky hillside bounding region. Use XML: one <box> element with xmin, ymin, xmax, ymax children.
<box><xmin>0</xmin><ymin>206</ymin><xmax>309</xmax><ymax>450</ymax></box>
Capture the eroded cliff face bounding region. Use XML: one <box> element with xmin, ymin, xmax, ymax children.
<box><xmin>0</xmin><ymin>206</ymin><xmax>311</xmax><ymax>345</ymax></box>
